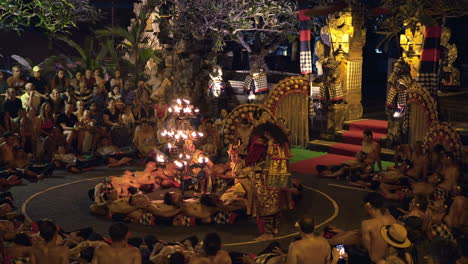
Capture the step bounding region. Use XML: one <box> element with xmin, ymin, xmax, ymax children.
<box><xmin>307</xmin><ymin>140</ymin><xmax>395</xmax><ymax>161</ymax></box>
<box><xmin>343</xmin><ymin>119</ymin><xmax>388</xmax><ymax>134</ymax></box>
<box><xmin>336</xmin><ymin>130</ymin><xmax>387</xmax><ymax>145</ymax></box>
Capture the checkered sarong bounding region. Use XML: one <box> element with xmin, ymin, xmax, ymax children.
<box><xmin>298</xmin><ymin>0</ymin><xmax>313</xmax><ymax>74</ymax></box>
<box><xmin>213</xmin><ymin>211</ymin><xmax>238</xmax><ymax>224</ymax></box>
<box><xmin>138</xmin><ymin>212</ymin><xmax>155</xmax><ymax>226</ymax></box>
<box><xmin>416</xmin><ymin>73</ymin><xmax>438</xmax><ymax>93</ymax></box>
<box><xmin>431</xmin><ymin>223</ymin><xmax>455</xmax><ymax>241</ymax></box>
<box><xmin>319</xmin><ymin>83</ymin><xmax>343</xmax><ymax>102</ymax></box>
<box><xmin>386</xmin><ymin>87</ymin><xmax>398</xmax><ymax>108</ymax></box>
<box><xmin>243</xmin><ymin>73</ymin><xmax>268</xmax><ymax>94</ymax></box>
<box><xmin>416</xmin><ymin>26</ymin><xmax>441</xmax><ymax>96</ymax></box>
<box><xmin>172</xmin><ymin>214</ymin><xmax>197</xmax><ymax>226</ymax></box>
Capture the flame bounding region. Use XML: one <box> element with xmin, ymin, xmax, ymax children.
<box><xmin>156</xmin><ymin>155</ymin><xmax>165</xmax><ymax>162</ymax></box>
<box><xmin>176</xmin><ymin>99</ymin><xmax>182</xmax><ymax>105</ymax></box>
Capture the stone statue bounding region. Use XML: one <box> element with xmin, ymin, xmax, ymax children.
<box><xmin>386</xmin><ymin>58</ymin><xmax>412</xmax><ymax>146</ymax></box>
<box><xmin>440</xmin><ymin>27</ymin><xmax>460</xmax><ymax>86</ymax></box>
<box><xmin>208</xmin><ymin>65</ymin><xmax>225</xmax><ymax>97</ymax></box>
<box><xmin>319</xmin><ymin>57</ymin><xmax>345</xmax><ymax>135</ymax></box>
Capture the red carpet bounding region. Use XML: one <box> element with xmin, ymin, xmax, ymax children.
<box><xmin>341</xmin><ymin>130</ymin><xmax>386</xmax><ymax>145</ymax></box>
<box><xmin>290</xmin><ymin>154</ymin><xmax>354</xmax><ymax>175</ymax></box>
<box><xmin>349</xmin><ymin>119</ymin><xmax>388</xmax><ymax>134</ymax></box>
<box><xmin>329</xmin><ymin>143</ymin><xmax>361</xmax><ymax>157</ymax></box>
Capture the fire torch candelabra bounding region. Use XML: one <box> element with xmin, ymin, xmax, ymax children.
<box><xmin>155</xmin><ymin>98</ymin><xmax>208</xmax><ymax>196</ymax></box>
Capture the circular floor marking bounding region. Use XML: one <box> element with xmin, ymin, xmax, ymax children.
<box><xmin>21</xmin><ymin>178</ymin><xmax>339</xmax><ymax>247</ymax></box>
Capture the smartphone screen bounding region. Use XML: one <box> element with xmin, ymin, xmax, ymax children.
<box><xmin>335</xmin><ymin>244</ymin><xmax>345</xmax><ymax>259</ymax></box>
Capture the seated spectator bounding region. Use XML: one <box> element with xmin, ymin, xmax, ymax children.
<box><xmin>108</xmin><ymin>85</ymin><xmax>122</xmax><ymax>102</ymax></box>
<box><xmin>121</xmin><ymin>81</ymin><xmax>135</xmax><ymax>106</ymax></box>
<box><xmin>378</xmin><ymin>223</ymin><xmax>413</xmax><ymax>264</ymax></box>
<box><xmin>31</xmin><ymin>220</ymin><xmax>70</xmax><ymax>264</ymax></box>
<box><xmin>71</xmin><ymin>82</ymin><xmax>93</xmax><ymax>107</ymax></box>
<box><xmin>96</xmin><ymin>137</ymin><xmax>134</xmax><ymax>168</ymax></box>
<box><xmin>29</xmin><ymin>66</ymin><xmax>48</xmax><ymax>95</ymax></box>
<box><xmin>38</xmin><ymin>102</ymin><xmax>55</xmax><ymax>138</ymax></box>
<box><xmin>92</xmin><ymin>223</ymin><xmax>142</xmax><ymax>264</ymax></box>
<box><xmin>7</xmin><ymin>66</ymin><xmax>26</xmax><ymax>91</ymax></box>
<box><xmin>47</xmin><ymin>89</ymin><xmax>66</xmax><ymax>116</ymax></box>
<box><xmin>84</xmin><ymin>69</ymin><xmax>96</xmax><ymax>91</ymax></box>
<box><xmin>54</xmin><ymin>145</ymin><xmax>98</xmax><ymax>173</ymax></box>
<box><xmin>11</xmin><ymin>146</ymin><xmax>55</xmax><ymax>179</ymax></box>
<box><xmin>362</xmin><ymin>193</ymin><xmax>397</xmax><ymax>263</ymax></box>
<box><xmin>56</xmin><ymin>102</ymin><xmax>79</xmax><ymax>150</ymax></box>
<box><xmin>110</xmin><ymin>70</ymin><xmax>124</xmax><ymax>92</ymax></box>
<box><xmin>43</xmin><ymin>126</ymin><xmax>68</xmax><ymax>162</ymax></box>
<box><xmin>189</xmin><ymin>233</ymin><xmax>231</xmax><ymax>264</ymax></box>
<box><xmin>3</xmin><ymin>233</ymin><xmax>33</xmax><ymax>263</ymax></box>
<box><xmin>286</xmin><ymin>215</ymin><xmax>331</xmax><ymax>264</ymax></box>
<box><xmin>317</xmin><ymin>151</ymin><xmax>370</xmax><ymax>179</ymax></box>
<box><xmin>133</xmin><ymin>120</ymin><xmax>159</xmax><ymax>158</ymax></box>
<box><xmin>50</xmin><ymin>69</ymin><xmax>70</xmax><ymax>94</ymax></box>
<box><xmin>3</xmin><ymin>88</ymin><xmax>23</xmax><ymax>120</ymax></box>
<box><xmin>20</xmin><ymin>83</ymin><xmax>44</xmax><ymax>113</ymax></box>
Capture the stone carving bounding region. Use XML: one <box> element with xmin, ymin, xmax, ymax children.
<box><xmin>386</xmin><ymin>58</ymin><xmax>412</xmax><ymax>146</ymax></box>
<box><xmin>318</xmin><ymin>57</ymin><xmax>345</xmax><ymax>135</ymax></box>
<box><xmin>440</xmin><ymin>27</ymin><xmax>460</xmax><ymax>86</ymax></box>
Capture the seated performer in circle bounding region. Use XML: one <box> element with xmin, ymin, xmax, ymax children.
<box><xmin>180</xmin><ymin>193</ymin><xmax>223</xmax><ymax>224</ymax></box>
<box><xmin>317</xmin><ymin>151</ymin><xmax>370</xmax><ymax>179</ymax></box>
<box><xmin>107</xmin><ymin>172</ymin><xmax>141</xmax><ymax>197</ymax></box>
<box><xmin>96</xmin><ymin>137</ymin><xmax>134</xmax><ymax>168</ymax></box>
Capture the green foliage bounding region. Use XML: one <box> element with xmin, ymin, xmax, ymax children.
<box><xmin>56</xmin><ymin>36</ymin><xmax>119</xmax><ymax>74</ymax></box>
<box><xmin>95</xmin><ymin>0</ymin><xmax>163</xmax><ymax>83</ymax></box>
<box><xmin>170</xmin><ymin>0</ymin><xmax>297</xmax><ymax>54</ymax></box>
<box><xmin>0</xmin><ymin>0</ymin><xmax>98</xmax><ymax>34</ymax></box>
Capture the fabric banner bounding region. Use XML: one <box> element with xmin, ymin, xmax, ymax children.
<box><xmin>298</xmin><ymin>0</ymin><xmax>313</xmax><ymax>74</ymax></box>
<box><xmin>416</xmin><ymin>26</ymin><xmax>442</xmax><ymax>96</ymax></box>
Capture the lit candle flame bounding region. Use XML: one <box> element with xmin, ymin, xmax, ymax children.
<box><xmin>156</xmin><ymin>155</ymin><xmax>165</xmax><ymax>162</ymax></box>
<box><xmin>175</xmin><ymin>161</ymin><xmax>183</xmax><ymax>168</ymax></box>
<box><xmin>177</xmin><ymin>99</ymin><xmax>182</xmax><ymax>105</ymax></box>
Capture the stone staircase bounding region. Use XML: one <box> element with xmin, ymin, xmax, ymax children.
<box><xmin>308</xmin><ymin>119</ymin><xmax>395</xmax><ymax>161</ymax></box>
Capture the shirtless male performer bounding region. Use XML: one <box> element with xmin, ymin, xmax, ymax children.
<box><xmin>435</xmin><ymin>151</ymin><xmax>460</xmax><ymax>200</ymax></box>
<box><xmin>92</xmin><ymin>223</ymin><xmax>141</xmax><ymax>264</ymax></box>
<box><xmin>361</xmin><ymin>192</ymin><xmax>396</xmax><ymax>263</ymax></box>
<box><xmin>30</xmin><ymin>220</ymin><xmax>70</xmax><ymax>264</ymax></box>
<box><xmin>404</xmin><ymin>141</ymin><xmax>429</xmax><ymax>180</ymax></box>
<box><xmin>287</xmin><ymin>216</ymin><xmax>331</xmax><ymax>264</ymax></box>
<box><xmin>362</xmin><ymin>130</ymin><xmax>382</xmax><ymax>172</ymax></box>
<box><xmin>318</xmin><ymin>151</ymin><xmax>370</xmax><ymax>179</ymax></box>
<box><xmin>189</xmin><ymin>233</ymin><xmax>231</xmax><ymax>264</ymax></box>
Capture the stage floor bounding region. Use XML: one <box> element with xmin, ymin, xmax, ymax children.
<box><xmin>10</xmin><ymin>159</ymin><xmax>369</xmax><ymax>253</ymax></box>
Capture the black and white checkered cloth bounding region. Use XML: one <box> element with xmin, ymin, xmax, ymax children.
<box><xmin>319</xmin><ymin>83</ymin><xmax>343</xmax><ymax>102</ymax></box>
<box><xmin>243</xmin><ymin>73</ymin><xmax>268</xmax><ymax>94</ymax></box>
<box><xmin>300</xmin><ymin>50</ymin><xmax>313</xmax><ymax>74</ymax></box>
<box><xmin>416</xmin><ymin>73</ymin><xmax>438</xmax><ymax>95</ymax></box>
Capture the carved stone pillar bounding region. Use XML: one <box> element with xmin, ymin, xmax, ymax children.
<box><xmin>345</xmin><ymin>59</ymin><xmax>363</xmax><ymax>120</ymax></box>
<box><xmin>345</xmin><ymin>7</ymin><xmax>365</xmax><ymax>120</ymax></box>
